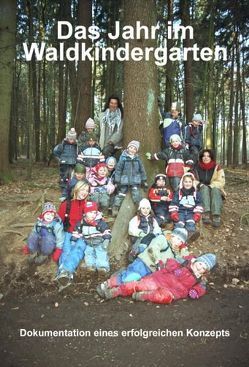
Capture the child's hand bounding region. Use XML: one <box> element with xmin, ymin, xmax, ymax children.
<box><xmin>145</xmin><ymin>152</ymin><xmax>152</xmax><ymax>160</ymax></box>
<box><xmin>189</xmin><ymin>289</ymin><xmax>199</xmax><ymax>299</ymax></box>
<box><xmin>22</xmin><ymin>244</ymin><xmax>30</xmax><ymax>255</ymax></box>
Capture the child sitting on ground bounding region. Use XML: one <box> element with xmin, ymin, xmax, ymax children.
<box><xmin>97</xmin><ymin>228</ymin><xmax>189</xmax><ymax>293</ymax></box>
<box><xmin>79</xmin><ymin>201</ymin><xmax>111</xmax><ymax>273</ymax></box>
<box><xmin>53</xmin><ymin>128</ymin><xmax>78</xmax><ymax>190</ymax></box>
<box><xmin>87</xmin><ymin>163</ymin><xmax>115</xmax><ymax>214</ymax></box>
<box><xmin>60</xmin><ymin>163</ymin><xmax>86</xmax><ymax>202</ymax></box>
<box><xmin>112</xmin><ymin>140</ymin><xmax>148</xmax><ymax>216</ymax></box>
<box><xmin>97</xmin><ymin>253</ymin><xmax>216</xmax><ymax>304</ymax></box>
<box><xmin>128</xmin><ymin>198</ymin><xmax>162</xmax><ymax>261</ymax></box>
<box><xmin>146</xmin><ymin>134</ymin><xmax>193</xmax><ymax>192</ymax></box>
<box><xmin>169</xmin><ymin>172</ymin><xmax>203</xmax><ymax>240</ymax></box>
<box><xmin>23</xmin><ymin>202</ymin><xmax>64</xmax><ymax>265</ymax></box>
<box><xmin>148</xmin><ymin>174</ymin><xmax>173</xmax><ymax>226</ymax></box>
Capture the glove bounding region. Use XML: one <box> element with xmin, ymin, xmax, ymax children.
<box><xmin>52</xmin><ymin>248</ymin><xmax>62</xmax><ymax>262</ymax></box>
<box><xmin>193</xmin><ymin>213</ymin><xmax>201</xmax><ymax>222</ymax></box>
<box><xmin>145</xmin><ymin>152</ymin><xmax>152</xmax><ymax>160</ymax></box>
<box><xmin>22</xmin><ymin>244</ymin><xmax>30</xmax><ymax>255</ymax></box>
<box><xmin>189</xmin><ymin>289</ymin><xmax>199</xmax><ymax>299</ymax></box>
<box><xmin>142</xmin><ymin>181</ymin><xmax>148</xmax><ymax>189</ymax></box>
<box><xmin>156</xmin><ymin>260</ymin><xmax>166</xmax><ymax>271</ymax></box>
<box><xmin>170</xmin><ymin>212</ymin><xmax>179</xmax><ymax>222</ymax></box>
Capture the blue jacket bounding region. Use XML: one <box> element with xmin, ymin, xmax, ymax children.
<box><xmin>78</xmin><ymin>143</ymin><xmax>103</xmax><ymax>167</ymax></box>
<box><xmin>53</xmin><ymin>140</ymin><xmax>78</xmax><ymax>165</ymax></box>
<box><xmin>115</xmin><ymin>151</ymin><xmax>147</xmax><ymax>186</ymax></box>
<box><xmin>32</xmin><ymin>217</ymin><xmax>65</xmax><ymax>249</ymax></box>
<box><xmin>162</xmin><ymin>119</ymin><xmax>183</xmax><ymax>146</ymax></box>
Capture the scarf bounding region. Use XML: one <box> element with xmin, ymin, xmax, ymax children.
<box><xmin>101</xmin><ymin>108</ymin><xmax>122</xmax><ymax>132</ymax></box>
<box><xmin>198</xmin><ymin>160</ymin><xmax>216</xmax><ymax>171</ymax></box>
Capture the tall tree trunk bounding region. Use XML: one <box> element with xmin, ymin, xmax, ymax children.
<box><xmin>233</xmin><ymin>31</ymin><xmax>239</xmax><ymax>167</ymax></box>
<box><xmin>74</xmin><ymin>0</ymin><xmax>92</xmax><ymax>134</ymax></box>
<box><xmin>164</xmin><ymin>0</ymin><xmax>174</xmax><ymax>112</ymax></box>
<box><xmin>227</xmin><ymin>36</ymin><xmax>235</xmax><ymax>166</ymax></box>
<box><xmin>241</xmin><ymin>49</ymin><xmax>247</xmax><ymax>166</ymax></box>
<box><xmin>180</xmin><ymin>0</ymin><xmax>193</xmax><ymax>123</ymax></box>
<box><xmin>0</xmin><ymin>0</ymin><xmax>16</xmax><ymax>180</ymax></box>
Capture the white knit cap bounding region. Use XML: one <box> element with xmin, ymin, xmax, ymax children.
<box><xmin>138</xmin><ymin>198</ymin><xmax>151</xmax><ymax>210</ymax></box>
<box><xmin>170</xmin><ymin>134</ymin><xmax>181</xmax><ymax>143</ymax></box>
<box><xmin>85</xmin><ymin>118</ymin><xmax>95</xmax><ymax>129</ymax></box>
<box><xmin>66</xmin><ymin>128</ymin><xmax>77</xmax><ymax>140</ymax></box>
<box><xmin>127</xmin><ymin>140</ymin><xmax>140</xmax><ymax>151</ymax></box>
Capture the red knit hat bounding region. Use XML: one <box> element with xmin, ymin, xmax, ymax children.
<box><xmin>95</xmin><ymin>163</ymin><xmax>107</xmax><ymax>172</ymax></box>
<box><xmin>84</xmin><ymin>201</ymin><xmax>98</xmax><ymax>214</ymax></box>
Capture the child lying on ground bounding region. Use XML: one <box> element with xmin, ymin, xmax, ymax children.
<box><xmin>97</xmin><ymin>228</ymin><xmax>189</xmax><ymax>293</ymax></box>
<box><xmin>23</xmin><ymin>202</ymin><xmax>64</xmax><ymax>265</ymax></box>
<box><xmin>97</xmin><ymin>253</ymin><xmax>216</xmax><ymax>304</ymax></box>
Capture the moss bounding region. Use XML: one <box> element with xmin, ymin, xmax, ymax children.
<box><xmin>0</xmin><ymin>172</ymin><xmax>13</xmax><ymax>184</ymax></box>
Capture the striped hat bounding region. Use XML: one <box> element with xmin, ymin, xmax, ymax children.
<box><xmin>195</xmin><ymin>253</ymin><xmax>217</xmax><ymax>271</ymax></box>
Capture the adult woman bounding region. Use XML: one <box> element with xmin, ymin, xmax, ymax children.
<box><xmin>98</xmin><ymin>95</ymin><xmax>124</xmax><ymax>157</ymax></box>
<box><xmin>195</xmin><ymin>149</ymin><xmax>226</xmax><ymax>227</ymax></box>
<box><xmin>58</xmin><ymin>180</ymin><xmax>90</xmax><ymax>232</ymax></box>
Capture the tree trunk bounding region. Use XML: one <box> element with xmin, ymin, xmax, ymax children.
<box><xmin>232</xmin><ymin>31</ymin><xmax>239</xmax><ymax>167</ymax></box>
<box><xmin>164</xmin><ymin>0</ymin><xmax>174</xmax><ymax>112</ymax></box>
<box><xmin>74</xmin><ymin>0</ymin><xmax>92</xmax><ymax>134</ymax></box>
<box><xmin>227</xmin><ymin>36</ymin><xmax>235</xmax><ymax>166</ymax></box>
<box><xmin>0</xmin><ymin>0</ymin><xmax>16</xmax><ymax>180</ymax></box>
<box><xmin>241</xmin><ymin>49</ymin><xmax>247</xmax><ymax>166</ymax></box>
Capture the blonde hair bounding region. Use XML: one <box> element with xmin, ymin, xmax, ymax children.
<box><xmin>72</xmin><ymin>180</ymin><xmax>90</xmax><ymax>200</ymax></box>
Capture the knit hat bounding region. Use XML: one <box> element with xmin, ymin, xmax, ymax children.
<box><xmin>42</xmin><ymin>202</ymin><xmax>56</xmax><ymax>216</ymax></box>
<box><xmin>171</xmin><ymin>102</ymin><xmax>181</xmax><ymax>111</ymax></box>
<box><xmin>74</xmin><ymin>163</ymin><xmax>86</xmax><ymax>174</ymax></box>
<box><xmin>195</xmin><ymin>253</ymin><xmax>217</xmax><ymax>271</ymax></box>
<box><xmin>66</xmin><ymin>128</ymin><xmax>77</xmax><ymax>140</ymax></box>
<box><xmin>84</xmin><ymin>201</ymin><xmax>98</xmax><ymax>214</ymax></box>
<box><xmin>85</xmin><ymin>118</ymin><xmax>95</xmax><ymax>129</ymax></box>
<box><xmin>170</xmin><ymin>134</ymin><xmax>182</xmax><ymax>143</ymax></box>
<box><xmin>106</xmin><ymin>156</ymin><xmax>117</xmax><ymax>167</ymax></box>
<box><xmin>192</xmin><ymin>113</ymin><xmax>203</xmax><ymax>122</ymax></box>
<box><xmin>138</xmin><ymin>198</ymin><xmax>151</xmax><ymax>210</ymax></box>
<box><xmin>171</xmin><ymin>228</ymin><xmax>188</xmax><ymax>243</ymax></box>
<box><xmin>127</xmin><ymin>140</ymin><xmax>140</xmax><ymax>152</ymax></box>
<box><xmin>87</xmin><ymin>132</ymin><xmax>98</xmax><ymax>142</ymax></box>
<box><xmin>155</xmin><ymin>174</ymin><xmax>167</xmax><ymax>183</ymax></box>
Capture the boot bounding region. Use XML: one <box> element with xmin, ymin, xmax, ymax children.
<box><xmin>27</xmin><ymin>252</ymin><xmax>39</xmax><ymax>264</ymax></box>
<box><xmin>34</xmin><ymin>254</ymin><xmax>48</xmax><ymax>265</ymax></box>
<box><xmin>96</xmin><ymin>281</ymin><xmax>109</xmax><ymax>298</ymax></box>
<box><xmin>212</xmin><ymin>215</ymin><xmax>221</xmax><ymax>228</ymax></box>
<box><xmin>202</xmin><ymin>212</ymin><xmax>212</xmax><ymax>225</ymax></box>
<box><xmin>112</xmin><ymin>206</ymin><xmax>119</xmax><ymax>217</ymax></box>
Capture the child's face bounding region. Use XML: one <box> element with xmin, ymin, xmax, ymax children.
<box><xmin>140</xmin><ymin>206</ymin><xmax>151</xmax><ymax>216</ymax></box>
<box><xmin>85</xmin><ymin>211</ymin><xmax>97</xmax><ymax>221</ymax></box>
<box><xmin>171</xmin><ymin>235</ymin><xmax>183</xmax><ymax>248</ymax></box>
<box><xmin>156</xmin><ymin>178</ymin><xmax>166</xmax><ymax>187</ymax></box>
<box><xmin>43</xmin><ymin>211</ymin><xmax>55</xmax><ymax>223</ymax></box>
<box><xmin>68</xmin><ymin>138</ymin><xmax>75</xmax><ymax>144</ymax></box>
<box><xmin>171</xmin><ymin>110</ymin><xmax>180</xmax><ymax>119</ymax></box>
<box><xmin>202</xmin><ymin>152</ymin><xmax>212</xmax><ymax>164</ymax></box>
<box><xmin>127</xmin><ymin>145</ymin><xmax>137</xmax><ymax>156</ymax></box>
<box><xmin>88</xmin><ymin>139</ymin><xmax>96</xmax><ymax>146</ymax></box>
<box><xmin>98</xmin><ymin>167</ymin><xmax>107</xmax><ymax>178</ymax></box>
<box><xmin>192</xmin><ymin>120</ymin><xmax>200</xmax><ymax>127</ymax></box>
<box><xmin>183</xmin><ymin>177</ymin><xmax>193</xmax><ymax>190</ymax></box>
<box><xmin>191</xmin><ymin>261</ymin><xmax>207</xmax><ymax>276</ymax></box>
<box><xmin>107</xmin><ymin>163</ymin><xmax>115</xmax><ymax>171</ymax></box>
<box><xmin>77</xmin><ymin>187</ymin><xmax>89</xmax><ymax>200</ymax></box>
<box><xmin>171</xmin><ymin>140</ymin><xmax>181</xmax><ymax>149</ymax></box>
<box><xmin>86</xmin><ymin>128</ymin><xmax>93</xmax><ymax>133</ymax></box>
<box><xmin>75</xmin><ymin>172</ymin><xmax>85</xmax><ymax>181</ymax></box>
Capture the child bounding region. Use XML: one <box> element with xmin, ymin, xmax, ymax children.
<box><xmin>78</xmin><ymin>118</ymin><xmax>99</xmax><ymax>150</ymax></box>
<box><xmin>97</xmin><ymin>253</ymin><xmax>217</xmax><ymax>304</ymax></box>
<box><xmin>106</xmin><ymin>156</ymin><xmax>117</xmax><ymax>182</ymax></box>
<box><xmin>97</xmin><ymin>228</ymin><xmax>189</xmax><ymax>292</ymax></box>
<box><xmin>169</xmin><ymin>172</ymin><xmax>203</xmax><ymax>238</ymax></box>
<box><xmin>185</xmin><ymin>114</ymin><xmax>205</xmax><ymax>164</ymax></box>
<box><xmin>77</xmin><ymin>133</ymin><xmax>105</xmax><ymax>169</ymax></box>
<box><xmin>23</xmin><ymin>202</ymin><xmax>64</xmax><ymax>265</ymax></box>
<box><xmin>113</xmin><ymin>140</ymin><xmax>148</xmax><ymax>216</ymax></box>
<box><xmin>87</xmin><ymin>163</ymin><xmax>115</xmax><ymax>213</ymax></box>
<box><xmin>79</xmin><ymin>201</ymin><xmax>111</xmax><ymax>272</ymax></box>
<box><xmin>128</xmin><ymin>198</ymin><xmax>162</xmax><ymax>260</ymax></box>
<box><xmin>60</xmin><ymin>163</ymin><xmax>86</xmax><ymax>202</ymax></box>
<box><xmin>53</xmin><ymin>128</ymin><xmax>78</xmax><ymax>190</ymax></box>
<box><xmin>148</xmin><ymin>174</ymin><xmax>173</xmax><ymax>226</ymax></box>
<box><xmin>161</xmin><ymin>102</ymin><xmax>183</xmax><ymax>148</ymax></box>
<box><xmin>146</xmin><ymin>134</ymin><xmax>193</xmax><ymax>192</ymax></box>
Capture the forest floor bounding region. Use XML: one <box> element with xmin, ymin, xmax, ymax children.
<box><xmin>0</xmin><ymin>160</ymin><xmax>249</xmax><ymax>367</ymax></box>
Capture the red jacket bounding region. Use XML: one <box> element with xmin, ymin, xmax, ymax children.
<box><xmin>58</xmin><ymin>199</ymin><xmax>86</xmax><ymax>232</ymax></box>
<box><xmin>142</xmin><ymin>258</ymin><xmax>206</xmax><ymax>300</ymax></box>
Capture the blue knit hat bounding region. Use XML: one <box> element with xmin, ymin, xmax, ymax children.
<box><xmin>195</xmin><ymin>253</ymin><xmax>216</xmax><ymax>271</ymax></box>
<box><xmin>172</xmin><ymin>228</ymin><xmax>188</xmax><ymax>243</ymax></box>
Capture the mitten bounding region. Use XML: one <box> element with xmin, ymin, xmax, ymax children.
<box><xmin>170</xmin><ymin>212</ymin><xmax>179</xmax><ymax>222</ymax></box>
<box><xmin>142</xmin><ymin>181</ymin><xmax>148</xmax><ymax>189</ymax></box>
<box><xmin>52</xmin><ymin>248</ymin><xmax>62</xmax><ymax>262</ymax></box>
<box><xmin>193</xmin><ymin>213</ymin><xmax>201</xmax><ymax>222</ymax></box>
<box><xmin>145</xmin><ymin>152</ymin><xmax>152</xmax><ymax>160</ymax></box>
<box><xmin>22</xmin><ymin>244</ymin><xmax>30</xmax><ymax>255</ymax></box>
<box><xmin>189</xmin><ymin>289</ymin><xmax>199</xmax><ymax>299</ymax></box>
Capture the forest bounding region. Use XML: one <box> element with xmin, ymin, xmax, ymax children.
<box><xmin>0</xmin><ymin>0</ymin><xmax>249</xmax><ymax>182</ymax></box>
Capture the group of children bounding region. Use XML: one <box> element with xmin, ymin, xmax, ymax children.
<box><xmin>22</xmin><ymin>101</ymin><xmax>218</xmax><ymax>304</ymax></box>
